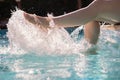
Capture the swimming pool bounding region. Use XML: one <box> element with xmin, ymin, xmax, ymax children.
<box><xmin>0</xmin><ymin>10</ymin><xmax>120</xmax><ymax>80</ymax></box>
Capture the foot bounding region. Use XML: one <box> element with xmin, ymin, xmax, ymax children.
<box><xmin>24</xmin><ymin>12</ymin><xmax>50</xmax><ymax>28</ymax></box>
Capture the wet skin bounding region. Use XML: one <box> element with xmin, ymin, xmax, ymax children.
<box><xmin>24</xmin><ymin>0</ymin><xmax>120</xmax><ymax>44</ymax></box>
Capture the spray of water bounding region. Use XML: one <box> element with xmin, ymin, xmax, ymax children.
<box><xmin>6</xmin><ymin>9</ymin><xmax>91</xmax><ymax>55</ymax></box>
<box><xmin>6</xmin><ymin>9</ymin><xmax>120</xmax><ymax>55</ymax></box>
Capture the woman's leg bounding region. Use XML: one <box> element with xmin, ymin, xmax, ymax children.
<box><xmin>84</xmin><ymin>21</ymin><xmax>100</xmax><ymax>44</ymax></box>
<box><xmin>24</xmin><ymin>0</ymin><xmax>100</xmax><ymax>28</ymax></box>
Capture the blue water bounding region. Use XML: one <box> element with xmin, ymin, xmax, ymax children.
<box><xmin>0</xmin><ymin>10</ymin><xmax>120</xmax><ymax>80</ymax></box>
<box><xmin>0</xmin><ymin>28</ymin><xmax>120</xmax><ymax>80</ymax></box>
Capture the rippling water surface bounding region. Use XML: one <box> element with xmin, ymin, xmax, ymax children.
<box><xmin>0</xmin><ymin>10</ymin><xmax>120</xmax><ymax>80</ymax></box>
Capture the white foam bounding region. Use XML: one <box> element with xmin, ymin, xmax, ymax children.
<box><xmin>6</xmin><ymin>10</ymin><xmax>93</xmax><ymax>55</ymax></box>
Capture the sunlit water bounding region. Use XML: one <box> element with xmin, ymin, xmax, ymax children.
<box><xmin>0</xmin><ymin>10</ymin><xmax>120</xmax><ymax>80</ymax></box>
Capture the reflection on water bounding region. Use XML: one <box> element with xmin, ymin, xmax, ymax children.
<box><xmin>0</xmin><ymin>10</ymin><xmax>120</xmax><ymax>80</ymax></box>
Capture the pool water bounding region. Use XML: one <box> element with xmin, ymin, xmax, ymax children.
<box><xmin>0</xmin><ymin>10</ymin><xmax>120</xmax><ymax>80</ymax></box>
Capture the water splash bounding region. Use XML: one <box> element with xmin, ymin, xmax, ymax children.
<box><xmin>1</xmin><ymin>9</ymin><xmax>120</xmax><ymax>80</ymax></box>
<box><xmin>6</xmin><ymin>9</ymin><xmax>120</xmax><ymax>55</ymax></box>
<box><xmin>7</xmin><ymin>10</ymin><xmax>91</xmax><ymax>55</ymax></box>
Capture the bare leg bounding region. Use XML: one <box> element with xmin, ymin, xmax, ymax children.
<box><xmin>24</xmin><ymin>0</ymin><xmax>99</xmax><ymax>28</ymax></box>
<box><xmin>84</xmin><ymin>21</ymin><xmax>100</xmax><ymax>44</ymax></box>
<box><xmin>23</xmin><ymin>0</ymin><xmax>120</xmax><ymax>45</ymax></box>
<box><xmin>53</xmin><ymin>0</ymin><xmax>99</xmax><ymax>28</ymax></box>
<box><xmin>24</xmin><ymin>13</ymin><xmax>100</xmax><ymax>44</ymax></box>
